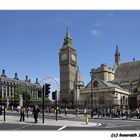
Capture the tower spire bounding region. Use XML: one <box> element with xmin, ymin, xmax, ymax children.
<box><xmin>113</xmin><ymin>45</ymin><xmax>120</xmax><ymax>71</ymax></box>
<box><xmin>65</xmin><ymin>26</ymin><xmax>72</xmax><ymax>39</ymax></box>
<box><xmin>115</xmin><ymin>45</ymin><xmax>120</xmax><ymax>54</ymax></box>
<box><xmin>63</xmin><ymin>27</ymin><xmax>73</xmax><ymax>47</ymax></box>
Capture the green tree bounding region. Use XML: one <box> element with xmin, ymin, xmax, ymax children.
<box><xmin>14</xmin><ymin>86</ymin><xmax>31</xmax><ymax>107</ymax></box>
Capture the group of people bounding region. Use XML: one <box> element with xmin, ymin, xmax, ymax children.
<box><xmin>47</xmin><ymin>106</ymin><xmax>68</xmax><ymax>116</ymax></box>
<box><xmin>72</xmin><ymin>107</ymin><xmax>140</xmax><ymax>120</ymax></box>
<box><xmin>16</xmin><ymin>105</ymin><xmax>140</xmax><ymax>122</ymax></box>
<box><xmin>76</xmin><ymin>108</ymin><xmax>87</xmax><ymax>117</ymax></box>
<box><xmin>17</xmin><ymin>105</ymin><xmax>40</xmax><ymax>123</ymax></box>
<box><xmin>90</xmin><ymin>108</ymin><xmax>140</xmax><ymax>119</ymax></box>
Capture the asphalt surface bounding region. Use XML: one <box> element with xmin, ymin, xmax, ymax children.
<box><xmin>0</xmin><ymin>112</ymin><xmax>140</xmax><ymax>130</ymax></box>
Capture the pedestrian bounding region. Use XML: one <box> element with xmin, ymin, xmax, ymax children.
<box><xmin>64</xmin><ymin>107</ymin><xmax>68</xmax><ymax>117</ymax></box>
<box><xmin>126</xmin><ymin>108</ymin><xmax>131</xmax><ymax>120</ymax></box>
<box><xmin>107</xmin><ymin>108</ymin><xmax>110</xmax><ymax>118</ymax></box>
<box><xmin>139</xmin><ymin>108</ymin><xmax>140</xmax><ymax>119</ymax></box>
<box><xmin>97</xmin><ymin>109</ymin><xmax>101</xmax><ymax>118</ymax></box>
<box><xmin>76</xmin><ymin>107</ymin><xmax>79</xmax><ymax>117</ymax></box>
<box><xmin>26</xmin><ymin>106</ymin><xmax>29</xmax><ymax>118</ymax></box>
<box><xmin>48</xmin><ymin>106</ymin><xmax>51</xmax><ymax>114</ymax></box>
<box><xmin>56</xmin><ymin>107</ymin><xmax>59</xmax><ymax>114</ymax></box>
<box><xmin>11</xmin><ymin>105</ymin><xmax>13</xmax><ymax>112</ymax></box>
<box><xmin>19</xmin><ymin>107</ymin><xmax>25</xmax><ymax>122</ymax></box>
<box><xmin>84</xmin><ymin>108</ymin><xmax>87</xmax><ymax>116</ymax></box>
<box><xmin>120</xmin><ymin>109</ymin><xmax>123</xmax><ymax>119</ymax></box>
<box><xmin>17</xmin><ymin>105</ymin><xmax>21</xmax><ymax>113</ymax></box>
<box><xmin>32</xmin><ymin>105</ymin><xmax>40</xmax><ymax>123</ymax></box>
<box><xmin>91</xmin><ymin>108</ymin><xmax>94</xmax><ymax>118</ymax></box>
<box><xmin>59</xmin><ymin>107</ymin><xmax>61</xmax><ymax>114</ymax></box>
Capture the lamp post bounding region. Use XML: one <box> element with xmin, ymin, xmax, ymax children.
<box><xmin>90</xmin><ymin>71</ymin><xmax>93</xmax><ymax>118</ymax></box>
<box><xmin>55</xmin><ymin>90</ymin><xmax>58</xmax><ymax>121</ymax></box>
<box><xmin>42</xmin><ymin>85</ymin><xmax>45</xmax><ymax>124</ymax></box>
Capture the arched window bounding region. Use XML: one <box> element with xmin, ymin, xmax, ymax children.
<box><xmin>93</xmin><ymin>80</ymin><xmax>99</xmax><ymax>88</ymax></box>
<box><xmin>123</xmin><ymin>96</ymin><xmax>125</xmax><ymax>104</ymax></box>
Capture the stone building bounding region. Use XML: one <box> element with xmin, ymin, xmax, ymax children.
<box><xmin>80</xmin><ymin>46</ymin><xmax>140</xmax><ymax>109</ymax></box>
<box><xmin>91</xmin><ymin>64</ymin><xmax>115</xmax><ymax>81</ymax></box>
<box><xmin>59</xmin><ymin>28</ymin><xmax>84</xmax><ymax>104</ymax></box>
<box><xmin>59</xmin><ymin>30</ymin><xmax>140</xmax><ymax>109</ymax></box>
<box><xmin>80</xmin><ymin>64</ymin><xmax>130</xmax><ymax>109</ymax></box>
<box><xmin>113</xmin><ymin>59</ymin><xmax>140</xmax><ymax>109</ymax></box>
<box><xmin>0</xmin><ymin>69</ymin><xmax>42</xmax><ymax>107</ymax></box>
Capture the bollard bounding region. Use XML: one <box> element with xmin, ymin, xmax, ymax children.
<box><xmin>4</xmin><ymin>106</ymin><xmax>6</xmax><ymax>121</ymax></box>
<box><xmin>85</xmin><ymin>115</ymin><xmax>88</xmax><ymax>125</ymax></box>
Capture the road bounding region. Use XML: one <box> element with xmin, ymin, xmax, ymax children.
<box><xmin>0</xmin><ymin>112</ymin><xmax>140</xmax><ymax>130</ymax></box>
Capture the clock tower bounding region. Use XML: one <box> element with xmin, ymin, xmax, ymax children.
<box><xmin>59</xmin><ymin>28</ymin><xmax>77</xmax><ymax>103</ymax></box>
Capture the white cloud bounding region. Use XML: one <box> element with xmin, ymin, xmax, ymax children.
<box><xmin>91</xmin><ymin>29</ymin><xmax>103</xmax><ymax>38</ymax></box>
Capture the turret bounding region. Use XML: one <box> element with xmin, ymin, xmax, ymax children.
<box><xmin>1</xmin><ymin>69</ymin><xmax>7</xmax><ymax>77</ymax></box>
<box><xmin>113</xmin><ymin>45</ymin><xmax>121</xmax><ymax>71</ymax></box>
<box><xmin>91</xmin><ymin>64</ymin><xmax>115</xmax><ymax>81</ymax></box>
<box><xmin>115</xmin><ymin>45</ymin><xmax>120</xmax><ymax>66</ymax></box>
<box><xmin>35</xmin><ymin>78</ymin><xmax>39</xmax><ymax>84</ymax></box>
<box><xmin>14</xmin><ymin>73</ymin><xmax>19</xmax><ymax>80</ymax></box>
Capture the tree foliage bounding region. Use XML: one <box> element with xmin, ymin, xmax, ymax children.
<box><xmin>14</xmin><ymin>86</ymin><xmax>32</xmax><ymax>106</ymax></box>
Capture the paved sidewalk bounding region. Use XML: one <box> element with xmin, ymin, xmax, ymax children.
<box><xmin>0</xmin><ymin>115</ymin><xmax>101</xmax><ymax>127</ymax></box>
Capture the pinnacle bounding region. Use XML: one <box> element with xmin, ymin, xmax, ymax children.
<box><xmin>65</xmin><ymin>26</ymin><xmax>72</xmax><ymax>39</ymax></box>
<box><xmin>116</xmin><ymin>45</ymin><xmax>120</xmax><ymax>54</ymax></box>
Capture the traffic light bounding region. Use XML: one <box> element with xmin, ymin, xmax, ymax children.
<box><xmin>52</xmin><ymin>90</ymin><xmax>57</xmax><ymax>100</ymax></box>
<box><xmin>43</xmin><ymin>83</ymin><xmax>51</xmax><ymax>97</ymax></box>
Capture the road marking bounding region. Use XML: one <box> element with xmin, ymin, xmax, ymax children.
<box><xmin>96</xmin><ymin>123</ymin><xmax>102</xmax><ymax>126</ymax></box>
<box><xmin>58</xmin><ymin>126</ymin><xmax>67</xmax><ymax>131</ymax></box>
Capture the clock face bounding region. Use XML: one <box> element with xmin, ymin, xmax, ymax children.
<box><xmin>71</xmin><ymin>54</ymin><xmax>76</xmax><ymax>61</ymax></box>
<box><xmin>61</xmin><ymin>53</ymin><xmax>67</xmax><ymax>60</ymax></box>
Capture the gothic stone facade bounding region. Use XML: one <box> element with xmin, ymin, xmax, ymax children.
<box><xmin>0</xmin><ymin>69</ymin><xmax>42</xmax><ymax>106</ymax></box>
<box><xmin>59</xmin><ymin>30</ymin><xmax>140</xmax><ymax>109</ymax></box>
<box><xmin>59</xmin><ymin>29</ymin><xmax>84</xmax><ymax>103</ymax></box>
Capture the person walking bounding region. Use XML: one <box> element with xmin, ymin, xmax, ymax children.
<box><xmin>26</xmin><ymin>106</ymin><xmax>29</xmax><ymax>118</ymax></box>
<box><xmin>59</xmin><ymin>107</ymin><xmax>61</xmax><ymax>114</ymax></box>
<box><xmin>17</xmin><ymin>105</ymin><xmax>21</xmax><ymax>113</ymax></box>
<box><xmin>84</xmin><ymin>108</ymin><xmax>87</xmax><ymax>116</ymax></box>
<box><xmin>136</xmin><ymin>108</ymin><xmax>140</xmax><ymax>119</ymax></box>
<box><xmin>11</xmin><ymin>105</ymin><xmax>13</xmax><ymax>112</ymax></box>
<box><xmin>19</xmin><ymin>107</ymin><xmax>25</xmax><ymax>122</ymax></box>
<box><xmin>139</xmin><ymin>108</ymin><xmax>140</xmax><ymax>119</ymax></box>
<box><xmin>126</xmin><ymin>108</ymin><xmax>131</xmax><ymax>120</ymax></box>
<box><xmin>32</xmin><ymin>105</ymin><xmax>40</xmax><ymax>123</ymax></box>
<box><xmin>76</xmin><ymin>107</ymin><xmax>79</xmax><ymax>117</ymax></box>
<box><xmin>48</xmin><ymin>106</ymin><xmax>51</xmax><ymax>114</ymax></box>
<box><xmin>64</xmin><ymin>107</ymin><xmax>68</xmax><ymax>117</ymax></box>
<box><xmin>97</xmin><ymin>109</ymin><xmax>101</xmax><ymax>118</ymax></box>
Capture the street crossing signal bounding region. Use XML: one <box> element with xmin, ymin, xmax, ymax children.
<box><xmin>43</xmin><ymin>83</ymin><xmax>51</xmax><ymax>97</ymax></box>
<box><xmin>52</xmin><ymin>90</ymin><xmax>57</xmax><ymax>100</ymax></box>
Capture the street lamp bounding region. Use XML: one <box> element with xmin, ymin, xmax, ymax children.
<box><xmin>90</xmin><ymin>70</ymin><xmax>93</xmax><ymax>118</ymax></box>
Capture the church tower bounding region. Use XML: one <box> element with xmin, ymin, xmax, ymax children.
<box><xmin>113</xmin><ymin>45</ymin><xmax>120</xmax><ymax>71</ymax></box>
<box><xmin>59</xmin><ymin>28</ymin><xmax>77</xmax><ymax>103</ymax></box>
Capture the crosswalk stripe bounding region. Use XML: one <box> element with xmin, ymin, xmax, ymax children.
<box><xmin>58</xmin><ymin>126</ymin><xmax>67</xmax><ymax>131</ymax></box>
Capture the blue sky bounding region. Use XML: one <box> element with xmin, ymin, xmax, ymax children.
<box><xmin>0</xmin><ymin>10</ymin><xmax>140</xmax><ymax>88</ymax></box>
